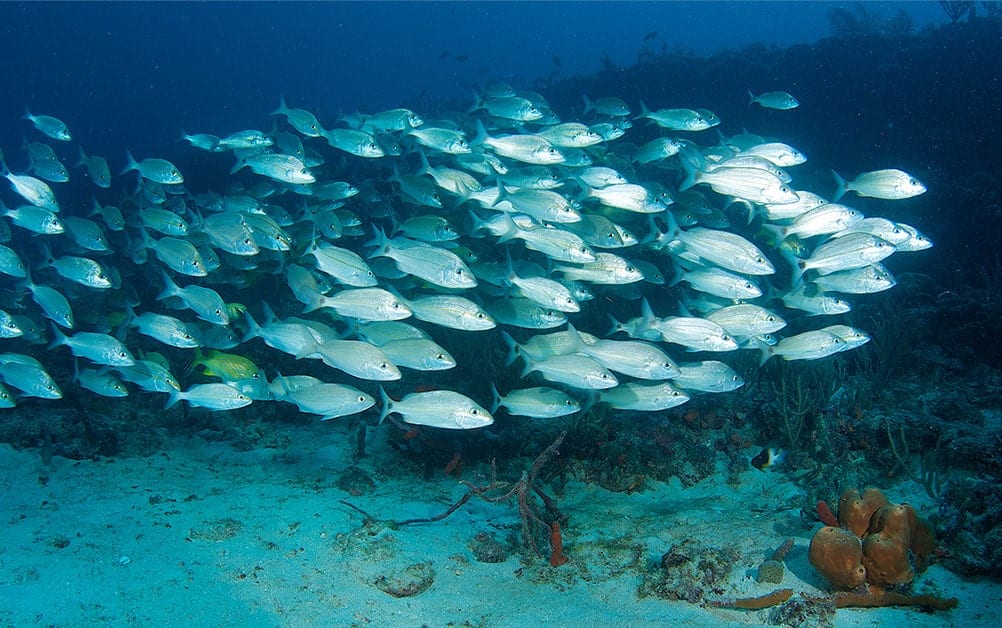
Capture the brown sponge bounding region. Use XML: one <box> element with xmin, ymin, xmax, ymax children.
<box><xmin>808</xmin><ymin>526</ymin><xmax>867</xmax><ymax>589</ymax></box>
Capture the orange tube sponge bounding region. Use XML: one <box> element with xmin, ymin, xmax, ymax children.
<box><xmin>837</xmin><ymin>488</ymin><xmax>888</xmax><ymax>538</ymax></box>
<box><xmin>811</xmin><ymin>488</ymin><xmax>938</xmax><ymax>591</ymax></box>
<box><xmin>808</xmin><ymin>526</ymin><xmax>867</xmax><ymax>589</ymax></box>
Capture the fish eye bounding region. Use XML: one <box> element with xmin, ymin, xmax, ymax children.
<box><xmin>436</xmin><ymin>354</ymin><xmax>445</xmax><ymax>360</ymax></box>
<box><xmin>722</xmin><ymin>334</ymin><xmax>732</xmax><ymax>341</ymax></box>
<box><xmin>471</xmin><ymin>408</ymin><xmax>479</xmax><ymax>415</ymax></box>
<box><xmin>767</xmin><ymin>316</ymin><xmax>776</xmax><ymax>322</ymax></box>
<box><xmin>476</xmin><ymin>313</ymin><xmax>485</xmax><ymax>319</ymax></box>
<box><xmin>358</xmin><ymin>395</ymin><xmax>366</xmax><ymax>402</ymax></box>
<box><xmin>600</xmin><ymin>373</ymin><xmax>610</xmax><ymax>379</ymax></box>
<box><xmin>380</xmin><ymin>362</ymin><xmax>388</xmax><ymax>369</ymax></box>
<box><xmin>755</xmin><ymin>256</ymin><xmax>765</xmax><ymax>263</ymax></box>
<box><xmin>626</xmin><ymin>266</ymin><xmax>636</xmax><ymax>273</ymax></box>
<box><xmin>745</xmin><ymin>283</ymin><xmax>754</xmax><ymax>290</ymax></box>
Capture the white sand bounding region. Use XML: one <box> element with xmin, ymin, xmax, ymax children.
<box><xmin>0</xmin><ymin>420</ymin><xmax>996</xmax><ymax>627</ymax></box>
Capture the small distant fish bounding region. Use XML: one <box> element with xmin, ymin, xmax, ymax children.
<box><xmin>24</xmin><ymin>109</ymin><xmax>71</xmax><ymax>141</ymax></box>
<box><xmin>122</xmin><ymin>151</ymin><xmax>184</xmax><ymax>185</ymax></box>
<box><xmin>77</xmin><ymin>147</ymin><xmax>112</xmax><ymax>188</ymax></box>
<box><xmin>751</xmin><ymin>447</ymin><xmax>785</xmax><ymax>470</ymax></box>
<box><xmin>747</xmin><ymin>90</ymin><xmax>799</xmax><ymax>110</ymax></box>
<box><xmin>455</xmin><ymin>54</ymin><xmax>468</xmax><ymax>62</ymax></box>
<box><xmin>644</xmin><ymin>31</ymin><xmax>658</xmax><ymax>42</ymax></box>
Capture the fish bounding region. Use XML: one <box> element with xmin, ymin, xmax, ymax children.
<box><xmin>672</xmin><ymin>361</ymin><xmax>744</xmax><ymax>393</ymax></box>
<box><xmin>24</xmin><ymin>110</ymin><xmax>71</xmax><ymax>141</ymax></box>
<box><xmin>379</xmin><ymin>387</ymin><xmax>493</xmax><ymax>430</ymax></box>
<box><xmin>600</xmin><ymin>382</ymin><xmax>690</xmax><ymax>411</ymax></box>
<box><xmin>306</xmin><ymin>339</ymin><xmax>401</xmax><ymax>381</ymax></box>
<box><xmin>129</xmin><ymin>310</ymin><xmax>202</xmax><ymax>349</ymax></box>
<box><xmin>305</xmin><ymin>287</ymin><xmax>412</xmax><ymax>321</ymax></box>
<box><xmin>75</xmin><ymin>364</ymin><xmax>129</xmax><ymax>397</ymax></box>
<box><xmin>0</xmin><ymin>82</ymin><xmax>932</xmax><ymax>427</ymax></box>
<box><xmin>637</xmin><ymin>103</ymin><xmax>714</xmax><ymax>131</ymax></box>
<box><xmin>122</xmin><ymin>151</ymin><xmax>184</xmax><ymax>184</ymax></box>
<box><xmin>233</xmin><ymin>153</ymin><xmax>315</xmax><ymax>184</ymax></box>
<box><xmin>166</xmin><ymin>382</ymin><xmax>253</xmax><ymax>411</ymax></box>
<box><xmin>280</xmin><ymin>382</ymin><xmax>375</xmax><ymax>420</ymax></box>
<box><xmin>490</xmin><ymin>385</ymin><xmax>580</xmax><ymax>418</ymax></box>
<box><xmin>520</xmin><ymin>353</ymin><xmax>618</xmax><ymax>390</ymax></box>
<box><xmin>582</xmin><ymin>95</ymin><xmax>631</xmax><ymax>117</ymax></box>
<box><xmin>747</xmin><ymin>90</ymin><xmax>800</xmax><ymax>110</ymax></box>
<box><xmin>3</xmin><ymin>204</ymin><xmax>63</xmax><ymax>234</ymax></box>
<box><xmin>271</xmin><ymin>95</ymin><xmax>325</xmax><ymax>137</ymax></box>
<box><xmin>1</xmin><ymin>164</ymin><xmax>60</xmax><ymax>212</ymax></box>
<box><xmin>49</xmin><ymin>327</ymin><xmax>136</xmax><ymax>367</ymax></box>
<box><xmin>0</xmin><ymin>352</ymin><xmax>62</xmax><ymax>398</ymax></box>
<box><xmin>76</xmin><ymin>147</ymin><xmax>112</xmax><ymax>188</ymax></box>
<box><xmin>751</xmin><ymin>447</ymin><xmax>786</xmax><ymax>470</ymax></box>
<box><xmin>832</xmin><ymin>168</ymin><xmax>926</xmax><ymax>201</ymax></box>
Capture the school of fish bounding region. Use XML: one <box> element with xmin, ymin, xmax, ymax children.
<box><xmin>0</xmin><ymin>88</ymin><xmax>931</xmax><ymax>429</ymax></box>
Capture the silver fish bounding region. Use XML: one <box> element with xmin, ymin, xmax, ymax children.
<box><xmin>747</xmin><ymin>90</ymin><xmax>799</xmax><ymax>110</ymax></box>
<box><xmin>379</xmin><ymin>388</ymin><xmax>493</xmax><ymax>429</ymax></box>
<box><xmin>601</xmin><ymin>381</ymin><xmax>690</xmax><ymax>411</ymax></box>
<box><xmin>167</xmin><ymin>383</ymin><xmax>253</xmax><ymax>411</ymax></box>
<box><xmin>282</xmin><ymin>382</ymin><xmax>375</xmax><ymax>420</ymax></box>
<box><xmin>491</xmin><ymin>385</ymin><xmax>580</xmax><ymax>418</ymax></box>
<box><xmin>123</xmin><ymin>151</ymin><xmax>183</xmax><ymax>184</ymax></box>
<box><xmin>0</xmin><ymin>352</ymin><xmax>61</xmax><ymax>398</ymax></box>
<box><xmin>50</xmin><ymin>327</ymin><xmax>135</xmax><ymax>366</ymax></box>
<box><xmin>24</xmin><ymin>110</ymin><xmax>71</xmax><ymax>141</ymax></box>
<box><xmin>672</xmin><ymin>361</ymin><xmax>744</xmax><ymax>393</ymax></box>
<box><xmin>833</xmin><ymin>169</ymin><xmax>926</xmax><ymax>201</ymax></box>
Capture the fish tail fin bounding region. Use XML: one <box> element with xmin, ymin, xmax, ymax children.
<box><xmin>468</xmin><ymin>89</ymin><xmax>486</xmax><ymax>114</ymax></box>
<box><xmin>606</xmin><ymin>313</ymin><xmax>626</xmax><ymax>336</ymax></box>
<box><xmin>229</xmin><ymin>156</ymin><xmax>248</xmax><ymax>175</ymax></box>
<box><xmin>165</xmin><ymin>388</ymin><xmax>182</xmax><ymax>410</ymax></box>
<box><xmin>416</xmin><ymin>148</ymin><xmax>433</xmax><ymax>177</ymax></box>
<box><xmin>22</xmin><ymin>108</ymin><xmax>32</xmax><ymax>121</ymax></box>
<box><xmin>241</xmin><ymin>308</ymin><xmax>260</xmax><ymax>342</ymax></box>
<box><xmin>271</xmin><ymin>94</ymin><xmax>288</xmax><ymax>117</ymax></box>
<box><xmin>832</xmin><ymin>170</ymin><xmax>848</xmax><ymax>202</ymax></box>
<box><xmin>260</xmin><ymin>300</ymin><xmax>278</xmax><ymax>323</ymax></box>
<box><xmin>677</xmin><ymin>152</ymin><xmax>700</xmax><ymax>192</ymax></box>
<box><xmin>155</xmin><ymin>268</ymin><xmax>181</xmax><ymax>301</ymax></box>
<box><xmin>499</xmin><ymin>330</ymin><xmax>521</xmax><ymax>366</ymax></box>
<box><xmin>635</xmin><ymin>100</ymin><xmax>650</xmax><ymax>121</ymax></box>
<box><xmin>519</xmin><ymin>353</ymin><xmax>538</xmax><ymax>379</ymax></box>
<box><xmin>377</xmin><ymin>386</ymin><xmax>392</xmax><ymax>424</ymax></box>
<box><xmin>121</xmin><ymin>150</ymin><xmax>139</xmax><ymax>176</ymax></box>
<box><xmin>747</xmin><ymin>89</ymin><xmax>756</xmax><ymax>106</ymax></box>
<box><xmin>489</xmin><ymin>383</ymin><xmax>502</xmax><ymax>414</ymax></box>
<box><xmin>364</xmin><ymin>225</ymin><xmax>389</xmax><ymax>259</ymax></box>
<box><xmin>301</xmin><ymin>294</ymin><xmax>329</xmax><ymax>314</ymax></box>
<box><xmin>581</xmin><ymin>94</ymin><xmax>593</xmax><ymax>116</ymax></box>
<box><xmin>47</xmin><ymin>321</ymin><xmax>67</xmax><ymax>351</ymax></box>
<box><xmin>491</xmin><ymin>180</ymin><xmax>509</xmax><ymax>208</ymax></box>
<box><xmin>471</xmin><ymin>119</ymin><xmax>489</xmax><ymax>147</ymax></box>
<box><xmin>76</xmin><ymin>145</ymin><xmax>88</xmax><ymax>168</ymax></box>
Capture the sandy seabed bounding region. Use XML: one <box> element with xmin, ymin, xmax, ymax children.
<box><xmin>1</xmin><ymin>420</ymin><xmax>997</xmax><ymax>628</ymax></box>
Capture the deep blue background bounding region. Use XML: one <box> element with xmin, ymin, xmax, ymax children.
<box><xmin>0</xmin><ymin>2</ymin><xmax>946</xmax><ymax>162</ymax></box>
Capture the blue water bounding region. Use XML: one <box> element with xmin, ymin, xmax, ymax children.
<box><xmin>1</xmin><ymin>1</ymin><xmax>1001</xmax><ymax>623</ymax></box>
